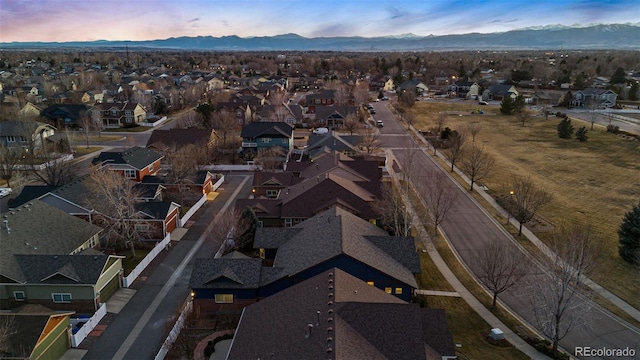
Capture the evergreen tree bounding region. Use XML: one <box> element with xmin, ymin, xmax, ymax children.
<box><xmin>618</xmin><ymin>202</ymin><xmax>640</xmax><ymax>265</ymax></box>
<box><xmin>610</xmin><ymin>67</ymin><xmax>627</xmax><ymax>84</ymax></box>
<box><xmin>500</xmin><ymin>96</ymin><xmax>515</xmax><ymax>115</ymax></box>
<box><xmin>557</xmin><ymin>117</ymin><xmax>574</xmax><ymax>139</ymax></box>
<box><xmin>575</xmin><ymin>127</ymin><xmax>588</xmax><ymax>142</ymax></box>
<box><xmin>629</xmin><ymin>81</ymin><xmax>639</xmax><ymax>101</ymax></box>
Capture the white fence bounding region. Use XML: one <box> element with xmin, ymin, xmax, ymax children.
<box><xmin>140</xmin><ymin>116</ymin><xmax>168</xmax><ymax>127</ymax></box>
<box><xmin>154</xmin><ymin>296</ymin><xmax>193</xmax><ymax>360</ymax></box>
<box><xmin>200</xmin><ymin>164</ymin><xmax>262</xmax><ymax>171</ymax></box>
<box><xmin>15</xmin><ymin>153</ymin><xmax>74</xmax><ymax>171</ymax></box>
<box><xmin>70</xmin><ymin>303</ymin><xmax>107</xmax><ymax>347</ymax></box>
<box><xmin>212</xmin><ymin>173</ymin><xmax>225</xmax><ymax>191</ymax></box>
<box><xmin>122</xmin><ymin>233</ymin><xmax>172</xmax><ymax>288</ymax></box>
<box><xmin>178</xmin><ymin>194</ymin><xmax>206</xmax><ymax>227</ymax></box>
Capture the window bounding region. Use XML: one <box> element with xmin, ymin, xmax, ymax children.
<box><xmin>135</xmin><ymin>223</ymin><xmax>149</xmax><ymax>232</ymax></box>
<box><xmin>148</xmin><ymin>164</ymin><xmax>154</xmax><ymax>172</ymax></box>
<box><xmin>214</xmin><ymin>294</ymin><xmax>233</xmax><ymax>303</ymax></box>
<box><xmin>257</xmin><ymin>221</ymin><xmax>263</xmax><ymax>227</ymax></box>
<box><xmin>6</xmin><ymin>136</ymin><xmax>15</xmax><ymax>143</ymax></box>
<box><xmin>284</xmin><ymin>218</ymin><xmax>292</xmax><ymax>227</ymax></box>
<box><xmin>52</xmin><ymin>293</ymin><xmax>72</xmax><ymax>303</ymax></box>
<box><xmin>385</xmin><ymin>287</ymin><xmax>392</xmax><ymax>294</ymax></box>
<box><xmin>366</xmin><ymin>281</ymin><xmax>374</xmax><ymax>286</ymax></box>
<box><xmin>266</xmin><ymin>189</ymin><xmax>279</xmax><ymax>198</ymax></box>
<box><xmin>282</xmin><ymin>138</ymin><xmax>288</xmax><ymax>143</ymax></box>
<box><xmin>395</xmin><ymin>288</ymin><xmax>403</xmax><ymax>295</ymax></box>
<box><xmin>20</xmin><ymin>136</ymin><xmax>27</xmax><ymax>142</ymax></box>
<box><xmin>90</xmin><ymin>237</ymin><xmax>97</xmax><ymax>248</ymax></box>
<box><xmin>124</xmin><ymin>169</ymin><xmax>136</xmax><ymax>178</ymax></box>
<box><xmin>262</xmin><ymin>137</ymin><xmax>271</xmax><ymax>143</ymax></box>
<box><xmin>14</xmin><ymin>291</ymin><xmax>25</xmax><ymax>301</ymax></box>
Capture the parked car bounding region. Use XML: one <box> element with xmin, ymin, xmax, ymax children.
<box><xmin>377</xmin><ymin>120</ymin><xmax>383</xmax><ymax>127</ymax></box>
<box><xmin>381</xmin><ymin>96</ymin><xmax>389</xmax><ymax>101</ymax></box>
<box><xmin>312</xmin><ymin>127</ymin><xmax>329</xmax><ymax>134</ymax></box>
<box><xmin>478</xmin><ymin>100</ymin><xmax>488</xmax><ymax>105</ymax></box>
<box><xmin>369</xmin><ymin>109</ymin><xmax>376</xmax><ymax>114</ymax></box>
<box><xmin>0</xmin><ymin>188</ymin><xmax>12</xmax><ymax>198</ymax></box>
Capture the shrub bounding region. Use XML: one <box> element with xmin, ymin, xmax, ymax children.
<box><xmin>575</xmin><ymin>127</ymin><xmax>588</xmax><ymax>142</ymax></box>
<box><xmin>607</xmin><ymin>124</ymin><xmax>620</xmax><ymax>134</ymax></box>
<box><xmin>557</xmin><ymin>118</ymin><xmax>574</xmax><ymax>139</ymax></box>
<box><xmin>121</xmin><ymin>123</ymin><xmax>139</xmax><ymax>129</ymax></box>
<box><xmin>618</xmin><ymin>202</ymin><xmax>640</xmax><ymax>265</ymax></box>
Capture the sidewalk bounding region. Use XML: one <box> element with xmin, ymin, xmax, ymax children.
<box><xmin>386</xmin><ymin>150</ymin><xmax>550</xmax><ymax>359</ymax></box>
<box><xmin>405</xmin><ymin>125</ymin><xmax>640</xmax><ymax>324</ymax></box>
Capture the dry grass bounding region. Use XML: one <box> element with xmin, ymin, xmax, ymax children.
<box><xmin>411</xmin><ymin>101</ymin><xmax>640</xmax><ymax>309</ymax></box>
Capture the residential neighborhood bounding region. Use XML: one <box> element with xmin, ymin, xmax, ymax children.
<box><xmin>0</xmin><ymin>45</ymin><xmax>639</xmax><ymax>360</ymax></box>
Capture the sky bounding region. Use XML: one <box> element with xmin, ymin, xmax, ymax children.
<box><xmin>1</xmin><ymin>0</ymin><xmax>639</xmax><ymax>42</ymax></box>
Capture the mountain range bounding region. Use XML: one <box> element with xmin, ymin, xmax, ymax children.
<box><xmin>2</xmin><ymin>24</ymin><xmax>639</xmax><ymax>51</ymax></box>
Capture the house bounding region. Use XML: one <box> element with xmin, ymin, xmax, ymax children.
<box><xmin>236</xmin><ymin>151</ymin><xmax>382</xmax><ymax>227</ymax></box>
<box><xmin>226</xmin><ymin>268</ymin><xmax>456</xmax><ymax>360</ymax></box>
<box><xmin>398</xmin><ymin>79</ymin><xmax>429</xmax><ymax>96</ymax></box>
<box><xmin>482</xmin><ymin>84</ymin><xmax>518</xmax><ymax>101</ymax></box>
<box><xmin>449</xmin><ymin>80</ymin><xmax>479</xmax><ymax>99</ymax></box>
<box><xmin>36</xmin><ymin>175</ymin><xmax>180</xmax><ymax>240</ymax></box>
<box><xmin>19</xmin><ymin>102</ymin><xmax>45</xmax><ymax>119</ymax></box>
<box><xmin>240</xmin><ymin>122</ymin><xmax>294</xmax><ymax>161</ymax></box>
<box><xmin>0</xmin><ymin>310</ymin><xmax>75</xmax><ymax>360</ymax></box>
<box><xmin>305</xmin><ymin>132</ymin><xmax>361</xmax><ymax>159</ymax></box>
<box><xmin>81</xmin><ymin>90</ymin><xmax>105</xmax><ymax>104</ymax></box>
<box><xmin>90</xmin><ymin>102</ymin><xmax>147</xmax><ymax>128</ymax></box>
<box><xmin>189</xmin><ymin>207</ymin><xmax>420</xmax><ymax>312</ymax></box>
<box><xmin>314</xmin><ymin>105</ymin><xmax>357</xmax><ymax>129</ymax></box>
<box><xmin>92</xmin><ymin>146</ymin><xmax>163</xmax><ymax>182</ymax></box>
<box><xmin>305</xmin><ymin>89</ymin><xmax>336</xmax><ymax>113</ymax></box>
<box><xmin>145</xmin><ymin>128</ymin><xmax>219</xmax><ymax>154</ymax></box>
<box><xmin>258</xmin><ymin>104</ymin><xmax>303</xmax><ymax>126</ymax></box>
<box><xmin>573</xmin><ymin>88</ymin><xmax>618</xmax><ymax>108</ymax></box>
<box><xmin>0</xmin><ymin>120</ymin><xmax>56</xmax><ymax>151</ymax></box>
<box><xmin>0</xmin><ymin>200</ymin><xmax>125</xmax><ymax>313</ymax></box>
<box><xmin>41</xmin><ymin>104</ymin><xmax>90</xmax><ymax>128</ymax></box>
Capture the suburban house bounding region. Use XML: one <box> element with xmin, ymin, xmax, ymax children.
<box><xmin>90</xmin><ymin>102</ymin><xmax>147</xmax><ymax>128</ymax></box>
<box><xmin>240</xmin><ymin>122</ymin><xmax>294</xmax><ymax>161</ymax></box>
<box><xmin>0</xmin><ymin>200</ymin><xmax>124</xmax><ymax>313</ymax></box>
<box><xmin>92</xmin><ymin>146</ymin><xmax>164</xmax><ymax>182</ymax></box>
<box><xmin>189</xmin><ymin>207</ymin><xmax>420</xmax><ymax>312</ymax></box>
<box><xmin>482</xmin><ymin>84</ymin><xmax>519</xmax><ymax>101</ymax></box>
<box><xmin>81</xmin><ymin>90</ymin><xmax>105</xmax><ymax>104</ymax></box>
<box><xmin>314</xmin><ymin>105</ymin><xmax>357</xmax><ymax>129</ymax></box>
<box><xmin>41</xmin><ymin>104</ymin><xmax>90</xmax><ymax>128</ymax></box>
<box><xmin>0</xmin><ymin>310</ymin><xmax>75</xmax><ymax>360</ymax></box>
<box><xmin>258</xmin><ymin>104</ymin><xmax>304</xmax><ymax>126</ymax></box>
<box><xmin>305</xmin><ymin>132</ymin><xmax>361</xmax><ymax>159</ymax></box>
<box><xmin>305</xmin><ymin>89</ymin><xmax>336</xmax><ymax>114</ymax></box>
<box><xmin>449</xmin><ymin>80</ymin><xmax>480</xmax><ymax>99</ymax></box>
<box><xmin>572</xmin><ymin>88</ymin><xmax>618</xmax><ymax>108</ymax></box>
<box><xmin>226</xmin><ymin>268</ymin><xmax>456</xmax><ymax>360</ymax></box>
<box><xmin>398</xmin><ymin>79</ymin><xmax>430</xmax><ymax>96</ymax></box>
<box><xmin>35</xmin><ymin>175</ymin><xmax>180</xmax><ymax>240</ymax></box>
<box><xmin>0</xmin><ymin>120</ymin><xmax>56</xmax><ymax>151</ymax></box>
<box><xmin>145</xmin><ymin>128</ymin><xmax>219</xmax><ymax>154</ymax></box>
<box><xmin>236</xmin><ymin>151</ymin><xmax>382</xmax><ymax>227</ymax></box>
<box><xmin>19</xmin><ymin>102</ymin><xmax>45</xmax><ymax>119</ymax></box>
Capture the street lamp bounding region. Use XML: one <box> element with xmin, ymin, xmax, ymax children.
<box><xmin>506</xmin><ymin>190</ymin><xmax>514</xmax><ymax>225</ymax></box>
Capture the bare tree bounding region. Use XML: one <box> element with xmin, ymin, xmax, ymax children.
<box><xmin>472</xmin><ymin>238</ymin><xmax>528</xmax><ymax>309</ymax></box>
<box><xmin>0</xmin><ymin>315</ymin><xmax>19</xmax><ymax>357</ymax></box>
<box><xmin>403</xmin><ymin>109</ymin><xmax>416</xmax><ymax>128</ymax></box>
<box><xmin>0</xmin><ymin>145</ymin><xmax>22</xmax><ymax>187</ymax></box>
<box><xmin>467</xmin><ymin>122</ymin><xmax>481</xmax><ymax>142</ymax></box>
<box><xmin>510</xmin><ymin>176</ymin><xmax>553</xmax><ymax>236</ymax></box>
<box><xmin>460</xmin><ymin>143</ymin><xmax>495</xmax><ymax>191</ymax></box>
<box><xmin>586</xmin><ymin>97</ymin><xmax>599</xmax><ymax>130</ymax></box>
<box><xmin>213</xmin><ymin>109</ymin><xmax>239</xmax><ymax>151</ymax></box>
<box><xmin>253</xmin><ymin>146</ymin><xmax>285</xmax><ymax>171</ymax></box>
<box><xmin>443</xmin><ymin>129</ymin><xmax>466</xmax><ymax>172</ymax></box>
<box><xmin>343</xmin><ymin>113</ymin><xmax>359</xmax><ymax>135</ymax></box>
<box><xmin>436</xmin><ymin>113</ymin><xmax>447</xmax><ymax>135</ymax></box>
<box><xmin>372</xmin><ymin>181</ymin><xmax>412</xmax><ymax>236</ymax></box>
<box><xmin>85</xmin><ymin>167</ymin><xmax>144</xmax><ymax>257</ymax></box>
<box><xmin>352</xmin><ymin>82</ymin><xmax>370</xmax><ymax>107</ymax></box>
<box><xmin>359</xmin><ymin>129</ymin><xmax>381</xmax><ymax>155</ymax></box>
<box><xmin>528</xmin><ymin>222</ymin><xmax>600</xmax><ymax>357</ymax></box>
<box><xmin>210</xmin><ymin>207</ymin><xmax>252</xmax><ymax>255</ymax></box>
<box><xmin>515</xmin><ymin>108</ymin><xmax>532</xmax><ymax>127</ymax></box>
<box><xmin>418</xmin><ymin>171</ymin><xmax>458</xmax><ymax>236</ymax></box>
<box><xmin>79</xmin><ymin>115</ymin><xmax>94</xmax><ymax>148</ymax></box>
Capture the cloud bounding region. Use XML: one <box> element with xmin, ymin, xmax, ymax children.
<box><xmin>188</xmin><ymin>18</ymin><xmax>200</xmax><ymax>23</ymax></box>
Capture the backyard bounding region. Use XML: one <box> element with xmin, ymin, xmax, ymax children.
<box><xmin>410</xmin><ymin>100</ymin><xmax>640</xmax><ymax>310</ymax></box>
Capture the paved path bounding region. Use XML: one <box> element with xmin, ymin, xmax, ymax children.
<box><xmin>81</xmin><ymin>174</ymin><xmax>252</xmax><ymax>360</ymax></box>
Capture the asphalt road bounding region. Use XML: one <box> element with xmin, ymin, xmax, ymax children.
<box><xmin>374</xmin><ymin>101</ymin><xmax>640</xmax><ymax>359</ymax></box>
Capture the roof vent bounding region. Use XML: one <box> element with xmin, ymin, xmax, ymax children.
<box><xmin>326</xmin><ymin>347</ymin><xmax>333</xmax><ymax>353</ymax></box>
<box><xmin>327</xmin><ymin>326</ymin><xmax>333</xmax><ymax>332</ymax></box>
<box><xmin>327</xmin><ymin>301</ymin><xmax>333</xmax><ymax>306</ymax></box>
<box><xmin>327</xmin><ymin>337</ymin><xmax>333</xmax><ymax>343</ymax></box>
<box><xmin>328</xmin><ymin>285</ymin><xmax>333</xmax><ymax>290</ymax></box>
<box><xmin>327</xmin><ymin>317</ymin><xmax>333</xmax><ymax>323</ymax></box>
<box><xmin>328</xmin><ymin>293</ymin><xmax>333</xmax><ymax>298</ymax></box>
<box><xmin>328</xmin><ymin>273</ymin><xmax>333</xmax><ymax>277</ymax></box>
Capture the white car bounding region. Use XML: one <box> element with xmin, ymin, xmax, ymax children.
<box><xmin>312</xmin><ymin>127</ymin><xmax>329</xmax><ymax>134</ymax></box>
<box><xmin>0</xmin><ymin>188</ymin><xmax>12</xmax><ymax>198</ymax></box>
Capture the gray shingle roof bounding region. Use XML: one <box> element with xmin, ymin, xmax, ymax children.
<box><xmin>240</xmin><ymin>122</ymin><xmax>294</xmax><ymax>138</ymax></box>
<box><xmin>15</xmin><ymin>254</ymin><xmax>108</xmax><ymax>284</ymax></box>
<box><xmin>227</xmin><ymin>268</ymin><xmax>454</xmax><ymax>360</ymax></box>
<box><xmin>253</xmin><ymin>228</ymin><xmax>302</xmax><ymax>248</ymax></box>
<box><xmin>0</xmin><ymin>200</ymin><xmax>102</xmax><ymax>283</ymax></box>
<box><xmin>92</xmin><ymin>146</ymin><xmax>163</xmax><ymax>170</ymax></box>
<box><xmin>189</xmin><ymin>257</ymin><xmax>263</xmax><ymax>289</ymax></box>
<box><xmin>272</xmin><ymin>207</ymin><xmax>418</xmax><ymax>288</ymax></box>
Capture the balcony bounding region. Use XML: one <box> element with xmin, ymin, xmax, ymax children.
<box><xmin>242</xmin><ymin>142</ymin><xmax>257</xmax><ymax>148</ymax></box>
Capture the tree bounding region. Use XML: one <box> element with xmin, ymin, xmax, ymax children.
<box><xmin>443</xmin><ymin>129</ymin><xmax>466</xmax><ymax>172</ymax></box>
<box><xmin>253</xmin><ymin>146</ymin><xmax>285</xmax><ymax>171</ymax></box>
<box><xmin>417</xmin><ymin>171</ymin><xmax>458</xmax><ymax>236</ymax></box>
<box><xmin>500</xmin><ymin>95</ymin><xmax>524</xmax><ymax>115</ymax></box>
<box><xmin>575</xmin><ymin>126</ymin><xmax>588</xmax><ymax>142</ymax></box>
<box><xmin>629</xmin><ymin>81</ymin><xmax>639</xmax><ymax>101</ymax></box>
<box><xmin>359</xmin><ymin>129</ymin><xmax>381</xmax><ymax>155</ymax></box>
<box><xmin>372</xmin><ymin>181</ymin><xmax>412</xmax><ymax>236</ymax></box>
<box><xmin>236</xmin><ymin>206</ymin><xmax>259</xmax><ymax>252</ymax></box>
<box><xmin>510</xmin><ymin>176</ymin><xmax>553</xmax><ymax>236</ymax></box>
<box><xmin>473</xmin><ymin>238</ymin><xmax>528</xmax><ymax>309</ymax></box>
<box><xmin>343</xmin><ymin>113</ymin><xmax>359</xmax><ymax>135</ymax></box>
<box><xmin>557</xmin><ymin>117</ymin><xmax>574</xmax><ymax>139</ymax></box>
<box><xmin>467</xmin><ymin>122</ymin><xmax>481</xmax><ymax>142</ymax></box>
<box><xmin>610</xmin><ymin>67</ymin><xmax>627</xmax><ymax>84</ymax></box>
<box><xmin>586</xmin><ymin>97</ymin><xmax>600</xmax><ymax>130</ymax></box>
<box><xmin>0</xmin><ymin>145</ymin><xmax>22</xmax><ymax>188</ymax></box>
<box><xmin>460</xmin><ymin>143</ymin><xmax>495</xmax><ymax>191</ymax></box>
<box><xmin>403</xmin><ymin>109</ymin><xmax>416</xmax><ymax>128</ymax></box>
<box><xmin>85</xmin><ymin>167</ymin><xmax>144</xmax><ymax>257</ymax></box>
<box><xmin>515</xmin><ymin>107</ymin><xmax>532</xmax><ymax>127</ymax></box>
<box><xmin>398</xmin><ymin>89</ymin><xmax>416</xmax><ymax>108</ymax></box>
<box><xmin>528</xmin><ymin>222</ymin><xmax>600</xmax><ymax>357</ymax></box>
<box><xmin>618</xmin><ymin>202</ymin><xmax>640</xmax><ymax>265</ymax></box>
<box><xmin>195</xmin><ymin>102</ymin><xmax>213</xmax><ymax>127</ymax></box>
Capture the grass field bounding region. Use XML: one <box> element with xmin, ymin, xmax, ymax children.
<box><xmin>411</xmin><ymin>101</ymin><xmax>640</xmax><ymax>310</ymax></box>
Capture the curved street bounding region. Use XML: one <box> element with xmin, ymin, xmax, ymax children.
<box><xmin>370</xmin><ymin>100</ymin><xmax>640</xmax><ymax>359</ymax></box>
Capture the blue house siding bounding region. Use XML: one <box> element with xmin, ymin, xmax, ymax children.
<box><xmin>291</xmin><ymin>255</ymin><xmax>415</xmax><ymax>302</ymax></box>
